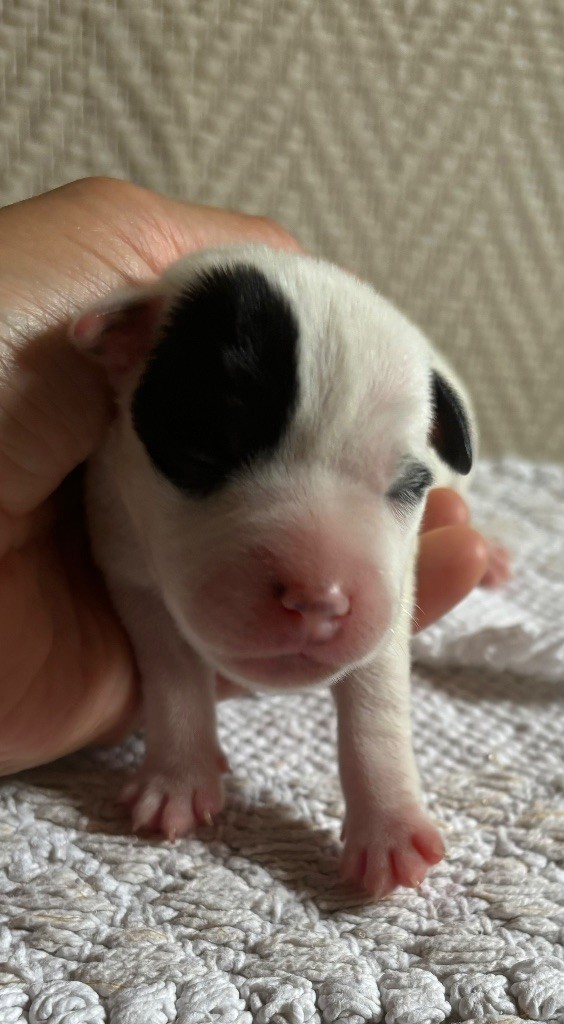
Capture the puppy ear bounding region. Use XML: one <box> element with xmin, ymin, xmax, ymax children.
<box><xmin>70</xmin><ymin>285</ymin><xmax>167</xmax><ymax>385</ymax></box>
<box><xmin>430</xmin><ymin>370</ymin><xmax>473</xmax><ymax>475</ymax></box>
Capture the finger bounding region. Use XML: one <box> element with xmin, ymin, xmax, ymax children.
<box><xmin>150</xmin><ymin>194</ymin><xmax>303</xmax><ymax>262</ymax></box>
<box><xmin>93</xmin><ymin>686</ymin><xmax>142</xmax><ymax>746</ymax></box>
<box><xmin>413</xmin><ymin>525</ymin><xmax>488</xmax><ymax>633</ymax></box>
<box><xmin>0</xmin><ymin>500</ymin><xmax>56</xmax><ymax>558</ymax></box>
<box><xmin>421</xmin><ymin>488</ymin><xmax>470</xmax><ymax>534</ymax></box>
<box><xmin>0</xmin><ymin>535</ymin><xmax>139</xmax><ymax>775</ymax></box>
<box><xmin>0</xmin><ymin>328</ymin><xmax>111</xmax><ymax>517</ymax></box>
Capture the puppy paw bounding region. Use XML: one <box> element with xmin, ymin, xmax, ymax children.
<box><xmin>340</xmin><ymin>805</ymin><xmax>444</xmax><ymax>898</ymax></box>
<box><xmin>480</xmin><ymin>541</ymin><xmax>511</xmax><ymax>587</ymax></box>
<box><xmin>119</xmin><ymin>752</ymin><xmax>228</xmax><ymax>840</ymax></box>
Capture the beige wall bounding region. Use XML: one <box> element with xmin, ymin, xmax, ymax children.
<box><xmin>1</xmin><ymin>1</ymin><xmax>563</xmax><ymax>460</ymax></box>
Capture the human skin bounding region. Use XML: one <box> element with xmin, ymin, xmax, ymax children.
<box><xmin>0</xmin><ymin>177</ymin><xmax>489</xmax><ymax>776</ymax></box>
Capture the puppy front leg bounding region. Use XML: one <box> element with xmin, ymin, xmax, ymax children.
<box><xmin>114</xmin><ymin>584</ymin><xmax>227</xmax><ymax>839</ymax></box>
<box><xmin>334</xmin><ymin>626</ymin><xmax>444</xmax><ymax>897</ymax></box>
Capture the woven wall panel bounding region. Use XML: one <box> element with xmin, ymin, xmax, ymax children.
<box><xmin>1</xmin><ymin>0</ymin><xmax>562</xmax><ymax>459</ymax></box>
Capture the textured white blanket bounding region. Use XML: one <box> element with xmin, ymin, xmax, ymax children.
<box><xmin>1</xmin><ymin>459</ymin><xmax>563</xmax><ymax>1023</ymax></box>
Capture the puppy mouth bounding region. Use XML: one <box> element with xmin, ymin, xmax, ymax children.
<box><xmin>235</xmin><ymin>652</ymin><xmax>320</xmax><ymax>669</ymax></box>
<box><xmin>214</xmin><ymin>650</ymin><xmax>347</xmax><ymax>689</ymax></box>
<box><xmin>207</xmin><ymin>628</ymin><xmax>378</xmax><ymax>684</ymax></box>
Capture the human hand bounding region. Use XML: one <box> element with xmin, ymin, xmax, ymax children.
<box><xmin>0</xmin><ymin>178</ymin><xmax>489</xmax><ymax>775</ymax></box>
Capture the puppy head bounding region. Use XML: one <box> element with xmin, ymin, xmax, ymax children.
<box><xmin>72</xmin><ymin>246</ymin><xmax>473</xmax><ymax>689</ymax></box>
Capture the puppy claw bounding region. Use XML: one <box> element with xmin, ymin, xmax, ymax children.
<box><xmin>120</xmin><ymin>765</ymin><xmax>224</xmax><ymax>839</ymax></box>
<box><xmin>340</xmin><ymin>805</ymin><xmax>444</xmax><ymax>898</ymax></box>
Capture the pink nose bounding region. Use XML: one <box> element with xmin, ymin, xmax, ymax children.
<box><xmin>279</xmin><ymin>583</ymin><xmax>351</xmax><ymax>643</ymax></box>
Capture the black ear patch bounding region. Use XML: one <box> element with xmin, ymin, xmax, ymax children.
<box><xmin>132</xmin><ymin>265</ymin><xmax>299</xmax><ymax>496</ymax></box>
<box><xmin>430</xmin><ymin>370</ymin><xmax>473</xmax><ymax>475</ymax></box>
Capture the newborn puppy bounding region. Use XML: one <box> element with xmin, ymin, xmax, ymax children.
<box><xmin>71</xmin><ymin>245</ymin><xmax>475</xmax><ymax>897</ymax></box>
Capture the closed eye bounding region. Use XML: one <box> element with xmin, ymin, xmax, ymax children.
<box><xmin>387</xmin><ymin>462</ymin><xmax>433</xmax><ymax>507</ymax></box>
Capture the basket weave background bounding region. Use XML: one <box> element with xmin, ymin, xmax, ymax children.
<box><xmin>1</xmin><ymin>0</ymin><xmax>563</xmax><ymax>460</ymax></box>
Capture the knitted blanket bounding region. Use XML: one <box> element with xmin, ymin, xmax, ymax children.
<box><xmin>1</xmin><ymin>459</ymin><xmax>563</xmax><ymax>1023</ymax></box>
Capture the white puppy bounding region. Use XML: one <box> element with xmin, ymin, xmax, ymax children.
<box><xmin>71</xmin><ymin>245</ymin><xmax>477</xmax><ymax>897</ymax></box>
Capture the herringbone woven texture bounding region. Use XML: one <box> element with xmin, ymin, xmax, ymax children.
<box><xmin>1</xmin><ymin>0</ymin><xmax>563</xmax><ymax>459</ymax></box>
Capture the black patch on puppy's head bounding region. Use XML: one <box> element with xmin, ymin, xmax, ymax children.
<box><xmin>131</xmin><ymin>264</ymin><xmax>299</xmax><ymax>496</ymax></box>
<box><xmin>431</xmin><ymin>370</ymin><xmax>473</xmax><ymax>475</ymax></box>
